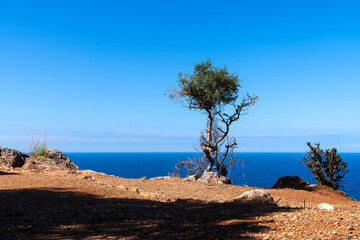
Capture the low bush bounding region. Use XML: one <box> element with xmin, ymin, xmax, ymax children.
<box><xmin>300</xmin><ymin>142</ymin><xmax>349</xmax><ymax>190</ymax></box>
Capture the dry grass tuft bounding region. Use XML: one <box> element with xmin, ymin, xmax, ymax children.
<box><xmin>27</xmin><ymin>133</ymin><xmax>48</xmax><ymax>157</ymax></box>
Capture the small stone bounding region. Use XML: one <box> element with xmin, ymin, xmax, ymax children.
<box><xmin>130</xmin><ymin>188</ymin><xmax>140</xmax><ymax>194</ymax></box>
<box><xmin>183</xmin><ymin>174</ymin><xmax>200</xmax><ymax>181</ymax></box>
<box><xmin>84</xmin><ymin>175</ymin><xmax>95</xmax><ymax>181</ymax></box>
<box><xmin>140</xmin><ymin>176</ymin><xmax>148</xmax><ymax>181</ymax></box>
<box><xmin>318</xmin><ymin>203</ymin><xmax>335</xmax><ymax>210</ymax></box>
<box><xmin>117</xmin><ymin>185</ymin><xmax>128</xmax><ymax>191</ymax></box>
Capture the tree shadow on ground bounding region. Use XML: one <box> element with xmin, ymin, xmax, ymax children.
<box><xmin>0</xmin><ymin>171</ymin><xmax>18</xmax><ymax>175</ymax></box>
<box><xmin>0</xmin><ymin>188</ymin><xmax>297</xmax><ymax>239</ymax></box>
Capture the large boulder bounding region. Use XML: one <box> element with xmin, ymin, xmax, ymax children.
<box><xmin>272</xmin><ymin>176</ymin><xmax>309</xmax><ymax>189</ymax></box>
<box><xmin>198</xmin><ymin>172</ymin><xmax>231</xmax><ymax>184</ymax></box>
<box><xmin>0</xmin><ymin>147</ymin><xmax>29</xmax><ymax>168</ymax></box>
<box><xmin>234</xmin><ymin>189</ymin><xmax>274</xmax><ymax>203</ymax></box>
<box><xmin>22</xmin><ymin>149</ymin><xmax>80</xmax><ymax>172</ymax></box>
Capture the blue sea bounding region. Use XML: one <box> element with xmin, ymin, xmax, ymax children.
<box><xmin>66</xmin><ymin>152</ymin><xmax>360</xmax><ymax>201</ymax></box>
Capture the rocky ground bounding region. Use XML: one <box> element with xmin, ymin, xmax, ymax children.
<box><xmin>0</xmin><ymin>168</ymin><xmax>359</xmax><ymax>240</ymax></box>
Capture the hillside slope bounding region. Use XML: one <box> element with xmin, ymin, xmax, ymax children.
<box><xmin>0</xmin><ymin>169</ymin><xmax>359</xmax><ymax>239</ymax></box>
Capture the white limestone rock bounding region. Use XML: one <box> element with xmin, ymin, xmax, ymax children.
<box><xmin>318</xmin><ymin>203</ymin><xmax>335</xmax><ymax>210</ymax></box>
<box><xmin>234</xmin><ymin>189</ymin><xmax>275</xmax><ymax>203</ymax></box>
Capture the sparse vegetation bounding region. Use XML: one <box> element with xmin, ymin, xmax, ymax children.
<box><xmin>348</xmin><ymin>196</ymin><xmax>357</xmax><ymax>201</ymax></box>
<box><xmin>172</xmin><ymin>148</ymin><xmax>248</xmax><ymax>184</ymax></box>
<box><xmin>27</xmin><ymin>133</ymin><xmax>49</xmax><ymax>157</ymax></box>
<box><xmin>300</xmin><ymin>142</ymin><xmax>349</xmax><ymax>190</ymax></box>
<box><xmin>168</xmin><ymin>59</ymin><xmax>258</xmax><ymax>180</ymax></box>
<box><xmin>346</xmin><ymin>193</ymin><xmax>358</xmax><ymax>202</ymax></box>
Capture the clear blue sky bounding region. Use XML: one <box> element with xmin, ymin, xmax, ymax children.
<box><xmin>1</xmin><ymin>0</ymin><xmax>360</xmax><ymax>152</ymax></box>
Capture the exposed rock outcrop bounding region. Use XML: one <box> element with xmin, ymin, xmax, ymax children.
<box><xmin>198</xmin><ymin>172</ymin><xmax>231</xmax><ymax>184</ymax></box>
<box><xmin>272</xmin><ymin>175</ymin><xmax>309</xmax><ymax>189</ymax></box>
<box><xmin>21</xmin><ymin>149</ymin><xmax>80</xmax><ymax>172</ymax></box>
<box><xmin>234</xmin><ymin>189</ymin><xmax>275</xmax><ymax>203</ymax></box>
<box><xmin>45</xmin><ymin>148</ymin><xmax>80</xmax><ymax>171</ymax></box>
<box><xmin>0</xmin><ymin>147</ymin><xmax>29</xmax><ymax>168</ymax></box>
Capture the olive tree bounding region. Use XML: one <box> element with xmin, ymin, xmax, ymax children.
<box><xmin>169</xmin><ymin>59</ymin><xmax>258</xmax><ymax>177</ymax></box>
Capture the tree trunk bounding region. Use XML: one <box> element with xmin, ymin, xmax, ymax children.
<box><xmin>203</xmin><ymin>110</ymin><xmax>215</xmax><ymax>172</ymax></box>
<box><xmin>203</xmin><ymin>147</ymin><xmax>214</xmax><ymax>172</ymax></box>
<box><xmin>205</xmin><ymin>162</ymin><xmax>213</xmax><ymax>172</ymax></box>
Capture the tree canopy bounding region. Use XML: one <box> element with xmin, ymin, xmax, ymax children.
<box><xmin>174</xmin><ymin>60</ymin><xmax>241</xmax><ymax>111</ymax></box>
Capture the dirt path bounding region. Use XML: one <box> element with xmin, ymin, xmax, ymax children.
<box><xmin>0</xmin><ymin>169</ymin><xmax>359</xmax><ymax>239</ymax></box>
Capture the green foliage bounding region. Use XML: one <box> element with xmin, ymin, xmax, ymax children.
<box><xmin>300</xmin><ymin>142</ymin><xmax>349</xmax><ymax>190</ymax></box>
<box><xmin>173</xmin><ymin>59</ymin><xmax>241</xmax><ymax>111</ymax></box>
<box><xmin>27</xmin><ymin>133</ymin><xmax>48</xmax><ymax>158</ymax></box>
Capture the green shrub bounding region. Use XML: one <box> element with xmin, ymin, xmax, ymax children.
<box><xmin>300</xmin><ymin>142</ymin><xmax>349</xmax><ymax>190</ymax></box>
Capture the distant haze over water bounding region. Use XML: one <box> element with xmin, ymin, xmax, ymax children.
<box><xmin>66</xmin><ymin>152</ymin><xmax>360</xmax><ymax>201</ymax></box>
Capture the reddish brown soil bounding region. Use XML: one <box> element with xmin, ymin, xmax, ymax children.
<box><xmin>0</xmin><ymin>169</ymin><xmax>359</xmax><ymax>239</ymax></box>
